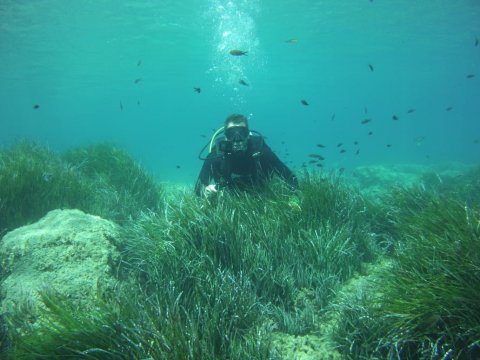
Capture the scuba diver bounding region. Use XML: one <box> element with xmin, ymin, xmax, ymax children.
<box><xmin>195</xmin><ymin>114</ymin><xmax>298</xmax><ymax>197</ymax></box>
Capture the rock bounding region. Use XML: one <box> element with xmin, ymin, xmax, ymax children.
<box><xmin>349</xmin><ymin>163</ymin><xmax>474</xmax><ymax>198</ymax></box>
<box><xmin>0</xmin><ymin>209</ymin><xmax>124</xmax><ymax>329</ymax></box>
<box><xmin>350</xmin><ymin>164</ymin><xmax>424</xmax><ymax>196</ymax></box>
<box><xmin>272</xmin><ymin>332</ymin><xmax>342</xmax><ymax>360</ymax></box>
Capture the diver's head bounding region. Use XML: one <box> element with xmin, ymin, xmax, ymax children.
<box><xmin>224</xmin><ymin>114</ymin><xmax>250</xmax><ymax>153</ymax></box>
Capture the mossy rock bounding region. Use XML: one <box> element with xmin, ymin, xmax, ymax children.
<box><xmin>0</xmin><ymin>209</ymin><xmax>127</xmax><ymax>350</ymax></box>
<box><xmin>0</xmin><ymin>141</ymin><xmax>164</xmax><ymax>235</ymax></box>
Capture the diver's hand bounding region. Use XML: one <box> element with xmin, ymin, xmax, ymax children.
<box><xmin>288</xmin><ymin>195</ymin><xmax>302</xmax><ymax>212</ymax></box>
<box><xmin>204</xmin><ymin>184</ymin><xmax>218</xmax><ymax>197</ymax></box>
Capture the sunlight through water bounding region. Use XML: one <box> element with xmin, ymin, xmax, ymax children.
<box><xmin>205</xmin><ymin>0</ymin><xmax>263</xmax><ymax>108</ymax></box>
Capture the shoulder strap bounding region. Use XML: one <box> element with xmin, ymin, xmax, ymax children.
<box><xmin>248</xmin><ymin>133</ymin><xmax>264</xmax><ymax>157</ymax></box>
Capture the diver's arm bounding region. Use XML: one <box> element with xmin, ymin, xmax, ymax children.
<box><xmin>194</xmin><ymin>162</ymin><xmax>211</xmax><ymax>196</ymax></box>
<box><xmin>260</xmin><ymin>144</ymin><xmax>298</xmax><ymax>190</ymax></box>
<box><xmin>194</xmin><ymin>154</ymin><xmax>219</xmax><ymax>197</ymax></box>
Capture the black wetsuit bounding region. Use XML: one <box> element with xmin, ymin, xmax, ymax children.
<box><xmin>195</xmin><ymin>134</ymin><xmax>298</xmax><ymax>196</ymax></box>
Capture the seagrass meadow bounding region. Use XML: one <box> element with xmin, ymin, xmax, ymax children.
<box><xmin>2</xmin><ymin>1</ymin><xmax>480</xmax><ymax>358</ymax></box>
<box><xmin>0</xmin><ymin>142</ymin><xmax>479</xmax><ymax>359</ymax></box>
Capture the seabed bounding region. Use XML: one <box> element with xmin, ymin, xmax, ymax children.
<box><xmin>0</xmin><ymin>142</ymin><xmax>479</xmax><ymax>359</ymax></box>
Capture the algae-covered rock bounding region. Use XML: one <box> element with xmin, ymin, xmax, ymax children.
<box><xmin>0</xmin><ymin>209</ymin><xmax>124</xmax><ymax>326</ymax></box>
<box><xmin>350</xmin><ymin>164</ymin><xmax>425</xmax><ymax>196</ymax></box>
<box><xmin>350</xmin><ymin>163</ymin><xmax>475</xmax><ymax>198</ymax></box>
<box><xmin>272</xmin><ymin>332</ymin><xmax>342</xmax><ymax>360</ymax></box>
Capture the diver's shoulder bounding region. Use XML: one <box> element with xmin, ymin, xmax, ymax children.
<box><xmin>248</xmin><ymin>131</ymin><xmax>265</xmax><ymax>152</ymax></box>
<box><xmin>206</xmin><ymin>148</ymin><xmax>223</xmax><ymax>161</ymax></box>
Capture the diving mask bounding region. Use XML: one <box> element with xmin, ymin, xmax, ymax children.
<box><xmin>224</xmin><ymin>126</ymin><xmax>250</xmax><ymax>152</ymax></box>
<box><xmin>225</xmin><ymin>126</ymin><xmax>249</xmax><ymax>140</ymax></box>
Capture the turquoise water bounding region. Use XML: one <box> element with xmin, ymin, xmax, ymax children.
<box><xmin>1</xmin><ymin>0</ymin><xmax>479</xmax><ymax>184</ymax></box>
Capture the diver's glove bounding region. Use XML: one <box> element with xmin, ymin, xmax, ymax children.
<box><xmin>287</xmin><ymin>194</ymin><xmax>302</xmax><ymax>212</ymax></box>
<box><xmin>204</xmin><ymin>184</ymin><xmax>219</xmax><ymax>198</ymax></box>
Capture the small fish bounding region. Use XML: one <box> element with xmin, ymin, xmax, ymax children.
<box><xmin>316</xmin><ymin>163</ymin><xmax>323</xmax><ymax>167</ymax></box>
<box><xmin>368</xmin><ymin>64</ymin><xmax>374</xmax><ymax>72</ymax></box>
<box><xmin>386</xmin><ymin>144</ymin><xmax>392</xmax><ymax>148</ymax></box>
<box><xmin>229</xmin><ymin>49</ymin><xmax>248</xmax><ymax>56</ymax></box>
<box><xmin>308</xmin><ymin>159</ymin><xmax>318</xmax><ymax>164</ymax></box>
<box><xmin>134</xmin><ymin>78</ymin><xmax>142</xmax><ymax>84</ymax></box>
<box><xmin>119</xmin><ymin>101</ymin><xmax>123</xmax><ymax>111</ymax></box>
<box><xmin>414</xmin><ymin>136</ymin><xmax>425</xmax><ymax>145</ymax></box>
<box><xmin>364</xmin><ymin>107</ymin><xmax>368</xmax><ymax>114</ymax></box>
<box><xmin>137</xmin><ymin>100</ymin><xmax>140</xmax><ymax>106</ymax></box>
<box><xmin>355</xmin><ymin>149</ymin><xmax>360</xmax><ymax>155</ymax></box>
<box><xmin>176</xmin><ymin>165</ymin><xmax>181</xmax><ymax>169</ymax></box>
<box><xmin>361</xmin><ymin>118</ymin><xmax>371</xmax><ymax>124</ymax></box>
<box><xmin>340</xmin><ymin>149</ymin><xmax>346</xmax><ymax>153</ymax></box>
<box><xmin>331</xmin><ymin>113</ymin><xmax>336</xmax><ymax>121</ymax></box>
<box><xmin>33</xmin><ymin>104</ymin><xmax>40</xmax><ymax>109</ymax></box>
<box><xmin>301</xmin><ymin>99</ymin><xmax>309</xmax><ymax>106</ymax></box>
<box><xmin>466</xmin><ymin>74</ymin><xmax>475</xmax><ymax>79</ymax></box>
<box><xmin>392</xmin><ymin>115</ymin><xmax>399</xmax><ymax>120</ymax></box>
<box><xmin>239</xmin><ymin>79</ymin><xmax>249</xmax><ymax>86</ymax></box>
<box><xmin>137</xmin><ymin>60</ymin><xmax>142</xmax><ymax>66</ymax></box>
<box><xmin>368</xmin><ymin>131</ymin><xmax>373</xmax><ymax>136</ymax></box>
<box><xmin>42</xmin><ymin>172</ymin><xmax>51</xmax><ymax>182</ymax></box>
<box><xmin>446</xmin><ymin>107</ymin><xmax>453</xmax><ymax>111</ymax></box>
<box><xmin>308</xmin><ymin>154</ymin><xmax>324</xmax><ymax>160</ymax></box>
<box><xmin>407</xmin><ymin>108</ymin><xmax>416</xmax><ymax>113</ymax></box>
<box><xmin>476</xmin><ymin>37</ymin><xmax>479</xmax><ymax>47</ymax></box>
<box><xmin>474</xmin><ymin>138</ymin><xmax>479</xmax><ymax>144</ymax></box>
<box><xmin>337</xmin><ymin>143</ymin><xmax>343</xmax><ymax>147</ymax></box>
<box><xmin>353</xmin><ymin>141</ymin><xmax>359</xmax><ymax>145</ymax></box>
<box><xmin>193</xmin><ymin>87</ymin><xmax>201</xmax><ymax>93</ymax></box>
<box><xmin>339</xmin><ymin>167</ymin><xmax>345</xmax><ymax>174</ymax></box>
<box><xmin>285</xmin><ymin>39</ymin><xmax>298</xmax><ymax>44</ymax></box>
<box><xmin>316</xmin><ymin>143</ymin><xmax>326</xmax><ymax>148</ymax></box>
